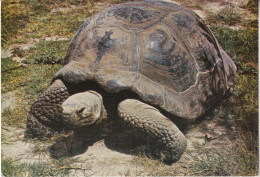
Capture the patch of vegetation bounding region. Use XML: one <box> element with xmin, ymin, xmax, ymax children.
<box><xmin>181</xmin><ymin>0</ymin><xmax>203</xmax><ymax>10</ymax></box>
<box><xmin>1</xmin><ymin>157</ymin><xmax>82</xmax><ymax>176</ymax></box>
<box><xmin>2</xmin><ymin>41</ymin><xmax>69</xmax><ymax>130</ymax></box>
<box><xmin>210</xmin><ymin>26</ymin><xmax>258</xmax><ymax>175</ymax></box>
<box><xmin>1</xmin><ymin>49</ymin><xmax>63</xmax><ymax>128</ymax></box>
<box><xmin>1</xmin><ymin>0</ymin><xmax>29</xmax><ymax>46</ymax></box>
<box><xmin>206</xmin><ymin>7</ymin><xmax>242</xmax><ymax>26</ymax></box>
<box><xmin>24</xmin><ymin>40</ymin><xmax>69</xmax><ymax>64</ymax></box>
<box><xmin>244</xmin><ymin>19</ymin><xmax>258</xmax><ymax>29</ymax></box>
<box><xmin>1</xmin><ymin>57</ymin><xmax>18</xmax><ymax>72</ymax></box>
<box><xmin>1</xmin><ymin>58</ymin><xmax>25</xmax><ymax>94</ymax></box>
<box><xmin>2</xmin><ymin>64</ymin><xmax>61</xmax><ymax>127</ymax></box>
<box><xmin>187</xmin><ymin>144</ymin><xmax>239</xmax><ymax>176</ymax></box>
<box><xmin>22</xmin><ymin>0</ymin><xmax>53</xmax><ymax>15</ymax></box>
<box><xmin>31</xmin><ymin>140</ymin><xmax>51</xmax><ymax>158</ymax></box>
<box><xmin>11</xmin><ymin>47</ymin><xmax>26</xmax><ymax>58</ymax></box>
<box><xmin>21</xmin><ymin>8</ymin><xmax>91</xmax><ymax>40</ymax></box>
<box><xmin>186</xmin><ymin>138</ymin><xmax>258</xmax><ymax>176</ymax></box>
<box><xmin>243</xmin><ymin>0</ymin><xmax>258</xmax><ymax>14</ymax></box>
<box><xmin>1</xmin><ymin>0</ymin><xmax>95</xmax><ymax>46</ymax></box>
<box><xmin>2</xmin><ymin>60</ymin><xmax>61</xmax><ymax>92</ymax></box>
<box><xmin>133</xmin><ymin>150</ymin><xmax>177</xmax><ymax>176</ymax></box>
<box><xmin>2</xmin><ymin>0</ymin><xmax>141</xmax><ymax>46</ymax></box>
<box><xmin>211</xmin><ymin>27</ymin><xmax>257</xmax><ymax>71</ymax></box>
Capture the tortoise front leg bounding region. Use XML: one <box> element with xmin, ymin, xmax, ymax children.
<box><xmin>27</xmin><ymin>78</ymin><xmax>107</xmax><ymax>137</ymax></box>
<box><xmin>27</xmin><ymin>79</ymin><xmax>70</xmax><ymax>137</ymax></box>
<box><xmin>118</xmin><ymin>99</ymin><xmax>187</xmax><ymax>163</ymax></box>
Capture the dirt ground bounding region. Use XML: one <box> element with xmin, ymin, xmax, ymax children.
<box><xmin>1</xmin><ymin>0</ymin><xmax>257</xmax><ymax>176</ymax></box>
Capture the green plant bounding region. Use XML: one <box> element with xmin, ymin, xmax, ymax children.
<box><xmin>11</xmin><ymin>47</ymin><xmax>25</xmax><ymax>58</ymax></box>
<box><xmin>2</xmin><ymin>0</ymin><xmax>95</xmax><ymax>46</ymax></box>
<box><xmin>24</xmin><ymin>40</ymin><xmax>69</xmax><ymax>65</ymax></box>
<box><xmin>210</xmin><ymin>27</ymin><xmax>258</xmax><ymax>72</ymax></box>
<box><xmin>1</xmin><ymin>62</ymin><xmax>62</xmax><ymax>129</ymax></box>
<box><xmin>209</xmin><ymin>26</ymin><xmax>258</xmax><ymax>175</ymax></box>
<box><xmin>1</xmin><ymin>157</ymin><xmax>80</xmax><ymax>176</ymax></box>
<box><xmin>187</xmin><ymin>144</ymin><xmax>239</xmax><ymax>176</ymax></box>
<box><xmin>31</xmin><ymin>140</ymin><xmax>51</xmax><ymax>158</ymax></box>
<box><xmin>1</xmin><ymin>1</ymin><xmax>29</xmax><ymax>46</ymax></box>
<box><xmin>1</xmin><ymin>57</ymin><xmax>25</xmax><ymax>93</ymax></box>
<box><xmin>133</xmin><ymin>150</ymin><xmax>177</xmax><ymax>176</ymax></box>
<box><xmin>206</xmin><ymin>7</ymin><xmax>242</xmax><ymax>26</ymax></box>
<box><xmin>27</xmin><ymin>0</ymin><xmax>52</xmax><ymax>15</ymax></box>
<box><xmin>1</xmin><ymin>57</ymin><xmax>18</xmax><ymax>72</ymax></box>
<box><xmin>243</xmin><ymin>0</ymin><xmax>258</xmax><ymax>14</ymax></box>
<box><xmin>243</xmin><ymin>19</ymin><xmax>258</xmax><ymax>29</ymax></box>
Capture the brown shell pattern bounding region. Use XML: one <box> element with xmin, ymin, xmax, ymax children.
<box><xmin>54</xmin><ymin>0</ymin><xmax>236</xmax><ymax>120</ymax></box>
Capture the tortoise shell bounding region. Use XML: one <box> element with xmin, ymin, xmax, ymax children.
<box><xmin>53</xmin><ymin>0</ymin><xmax>236</xmax><ymax>120</ymax></box>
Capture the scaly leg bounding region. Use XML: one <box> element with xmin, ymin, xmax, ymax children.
<box><xmin>118</xmin><ymin>99</ymin><xmax>187</xmax><ymax>163</ymax></box>
<box><xmin>27</xmin><ymin>79</ymin><xmax>70</xmax><ymax>137</ymax></box>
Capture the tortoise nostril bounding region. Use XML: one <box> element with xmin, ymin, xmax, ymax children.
<box><xmin>78</xmin><ymin>107</ymin><xmax>93</xmax><ymax>119</ymax></box>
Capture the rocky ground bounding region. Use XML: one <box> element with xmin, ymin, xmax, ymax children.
<box><xmin>1</xmin><ymin>0</ymin><xmax>257</xmax><ymax>176</ymax></box>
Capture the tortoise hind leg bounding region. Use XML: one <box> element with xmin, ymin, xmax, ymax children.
<box><xmin>118</xmin><ymin>99</ymin><xmax>187</xmax><ymax>163</ymax></box>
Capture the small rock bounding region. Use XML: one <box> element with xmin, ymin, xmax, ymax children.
<box><xmin>29</xmin><ymin>38</ymin><xmax>40</xmax><ymax>44</ymax></box>
<box><xmin>1</xmin><ymin>48</ymin><xmax>12</xmax><ymax>58</ymax></box>
<box><xmin>1</xmin><ymin>91</ymin><xmax>16</xmax><ymax>113</ymax></box>
<box><xmin>45</xmin><ymin>36</ymin><xmax>56</xmax><ymax>41</ymax></box>
<box><xmin>12</xmin><ymin>56</ymin><xmax>25</xmax><ymax>64</ymax></box>
<box><xmin>193</xmin><ymin>10</ymin><xmax>206</xmax><ymax>19</ymax></box>
<box><xmin>57</xmin><ymin>37</ymin><xmax>69</xmax><ymax>41</ymax></box>
<box><xmin>19</xmin><ymin>43</ymin><xmax>36</xmax><ymax>50</ymax></box>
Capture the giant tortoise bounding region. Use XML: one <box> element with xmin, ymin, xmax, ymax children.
<box><xmin>26</xmin><ymin>0</ymin><xmax>236</xmax><ymax>163</ymax></box>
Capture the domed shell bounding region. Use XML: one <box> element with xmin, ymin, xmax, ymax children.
<box><xmin>53</xmin><ymin>0</ymin><xmax>236</xmax><ymax>120</ymax></box>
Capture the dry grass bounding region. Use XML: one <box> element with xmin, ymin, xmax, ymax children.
<box><xmin>243</xmin><ymin>0</ymin><xmax>258</xmax><ymax>14</ymax></box>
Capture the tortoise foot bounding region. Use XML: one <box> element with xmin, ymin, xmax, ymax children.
<box><xmin>25</xmin><ymin>114</ymin><xmax>56</xmax><ymax>138</ymax></box>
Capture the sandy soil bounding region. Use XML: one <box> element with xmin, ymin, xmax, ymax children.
<box><xmin>2</xmin><ymin>114</ymin><xmax>236</xmax><ymax>175</ymax></box>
